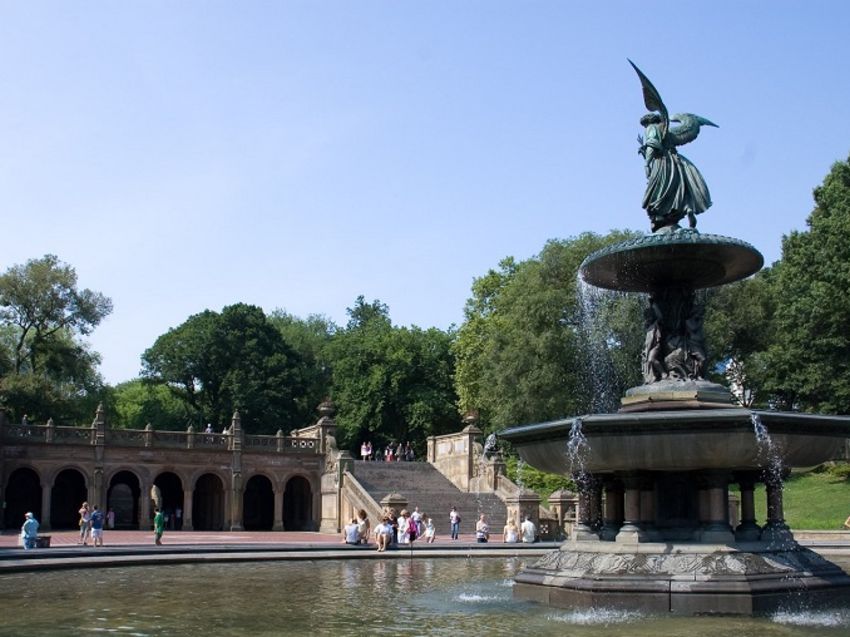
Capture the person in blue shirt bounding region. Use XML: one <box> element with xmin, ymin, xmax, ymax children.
<box><xmin>90</xmin><ymin>505</ymin><xmax>105</xmax><ymax>547</ymax></box>
<box><xmin>21</xmin><ymin>512</ymin><xmax>39</xmax><ymax>550</ymax></box>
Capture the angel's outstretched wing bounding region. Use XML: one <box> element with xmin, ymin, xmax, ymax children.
<box><xmin>667</xmin><ymin>113</ymin><xmax>718</xmax><ymax>147</ymax></box>
<box><xmin>629</xmin><ymin>59</ymin><xmax>668</xmax><ymax>137</ymax></box>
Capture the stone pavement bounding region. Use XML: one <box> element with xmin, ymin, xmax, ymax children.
<box><xmin>0</xmin><ymin>528</ymin><xmax>512</xmax><ymax>548</ymax></box>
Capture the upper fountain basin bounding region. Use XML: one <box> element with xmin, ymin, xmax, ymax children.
<box><xmin>580</xmin><ymin>231</ymin><xmax>764</xmax><ymax>292</ymax></box>
<box><xmin>499</xmin><ymin>409</ymin><xmax>850</xmax><ymax>474</ymax></box>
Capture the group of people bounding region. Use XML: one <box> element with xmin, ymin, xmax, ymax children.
<box><xmin>342</xmin><ymin>506</ymin><xmax>437</xmax><ymax>552</ymax></box>
<box><xmin>359</xmin><ymin>441</ymin><xmax>416</xmax><ymax>462</ymax></box>
<box><xmin>77</xmin><ymin>501</ymin><xmax>109</xmax><ymax>547</ymax></box>
<box><xmin>342</xmin><ymin>505</ymin><xmax>539</xmax><ymax>548</ymax></box>
<box><xmin>503</xmin><ymin>515</ymin><xmax>538</xmax><ymax>544</ymax></box>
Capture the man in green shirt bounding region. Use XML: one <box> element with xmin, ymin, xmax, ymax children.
<box><xmin>154</xmin><ymin>508</ymin><xmax>164</xmax><ymax>545</ymax></box>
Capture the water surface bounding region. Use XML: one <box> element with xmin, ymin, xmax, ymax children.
<box><xmin>1</xmin><ymin>558</ymin><xmax>849</xmax><ymax>636</ymax></box>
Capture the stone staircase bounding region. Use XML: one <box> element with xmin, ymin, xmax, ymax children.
<box><xmin>349</xmin><ymin>460</ymin><xmax>507</xmax><ymax>534</ymax></box>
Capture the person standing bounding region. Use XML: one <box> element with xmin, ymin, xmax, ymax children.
<box><xmin>449</xmin><ymin>506</ymin><xmax>461</xmax><ymax>540</ymax></box>
<box><xmin>79</xmin><ymin>502</ymin><xmax>92</xmax><ymax>546</ymax></box>
<box><xmin>153</xmin><ymin>508</ymin><xmax>165</xmax><ymax>545</ymax></box>
<box><xmin>521</xmin><ymin>515</ymin><xmax>537</xmax><ymax>543</ymax></box>
<box><xmin>107</xmin><ymin>508</ymin><xmax>115</xmax><ymax>530</ymax></box>
<box><xmin>21</xmin><ymin>512</ymin><xmax>39</xmax><ymax>550</ymax></box>
<box><xmin>90</xmin><ymin>505</ymin><xmax>105</xmax><ymax>547</ymax></box>
<box><xmin>175</xmin><ymin>507</ymin><xmax>183</xmax><ymax>530</ymax></box>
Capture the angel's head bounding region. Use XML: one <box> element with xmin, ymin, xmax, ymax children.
<box><xmin>640</xmin><ymin>112</ymin><xmax>663</xmax><ymax>127</ymax></box>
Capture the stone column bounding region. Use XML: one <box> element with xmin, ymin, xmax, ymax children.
<box><xmin>139</xmin><ymin>483</ymin><xmax>151</xmax><ymax>530</ymax></box>
<box><xmin>229</xmin><ymin>411</ymin><xmax>244</xmax><ymax>531</ymax></box>
<box><xmin>639</xmin><ymin>474</ymin><xmax>658</xmax><ymax>540</ymax></box>
<box><xmin>700</xmin><ymin>472</ymin><xmax>734</xmax><ymax>543</ymax></box>
<box><xmin>182</xmin><ymin>488</ymin><xmax>194</xmax><ymax>531</ymax></box>
<box><xmin>616</xmin><ymin>473</ymin><xmax>645</xmax><ymax>543</ymax></box>
<box><xmin>734</xmin><ymin>472</ymin><xmax>761</xmax><ymax>541</ymax></box>
<box><xmin>761</xmin><ymin>475</ymin><xmax>793</xmax><ymax>545</ymax></box>
<box><xmin>41</xmin><ymin>483</ymin><xmax>52</xmax><ymax>531</ymax></box>
<box><xmin>600</xmin><ymin>479</ymin><xmax>623</xmax><ymax>541</ymax></box>
<box><xmin>273</xmin><ymin>487</ymin><xmax>284</xmax><ymax>531</ymax></box>
<box><xmin>572</xmin><ymin>474</ymin><xmax>599</xmax><ymax>541</ymax></box>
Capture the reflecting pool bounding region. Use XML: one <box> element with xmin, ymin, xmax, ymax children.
<box><xmin>1</xmin><ymin>558</ymin><xmax>850</xmax><ymax>636</ymax></box>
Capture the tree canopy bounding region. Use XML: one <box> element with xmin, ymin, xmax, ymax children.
<box><xmin>327</xmin><ymin>296</ymin><xmax>459</xmax><ymax>453</ymax></box>
<box><xmin>758</xmin><ymin>154</ymin><xmax>850</xmax><ymax>413</ymax></box>
<box><xmin>0</xmin><ymin>254</ymin><xmax>112</xmax><ymax>423</ymax></box>
<box><xmin>141</xmin><ymin>303</ymin><xmax>306</xmax><ymax>433</ymax></box>
<box><xmin>453</xmin><ymin>232</ymin><xmax>643</xmax><ymax>433</ymax></box>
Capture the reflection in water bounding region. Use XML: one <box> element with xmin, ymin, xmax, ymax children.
<box><xmin>0</xmin><ymin>558</ymin><xmax>849</xmax><ymax>636</ymax></box>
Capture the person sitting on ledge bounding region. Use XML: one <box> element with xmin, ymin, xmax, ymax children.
<box><xmin>343</xmin><ymin>518</ymin><xmax>360</xmax><ymax>545</ymax></box>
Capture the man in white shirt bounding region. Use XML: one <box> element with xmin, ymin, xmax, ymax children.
<box><xmin>521</xmin><ymin>515</ymin><xmax>537</xmax><ymax>543</ymax></box>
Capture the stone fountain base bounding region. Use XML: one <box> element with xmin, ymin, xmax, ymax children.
<box><xmin>513</xmin><ymin>540</ymin><xmax>850</xmax><ymax>615</ymax></box>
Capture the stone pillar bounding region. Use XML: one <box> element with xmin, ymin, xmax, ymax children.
<box><xmin>616</xmin><ymin>473</ymin><xmax>645</xmax><ymax>543</ymax></box>
<box><xmin>273</xmin><ymin>487</ymin><xmax>284</xmax><ymax>531</ymax></box>
<box><xmin>139</xmin><ymin>483</ymin><xmax>151</xmax><ymax>529</ymax></box>
<box><xmin>735</xmin><ymin>472</ymin><xmax>761</xmax><ymax>541</ymax></box>
<box><xmin>548</xmin><ymin>489</ymin><xmax>578</xmax><ymax>539</ymax></box>
<box><xmin>761</xmin><ymin>475</ymin><xmax>793</xmax><ymax>544</ymax></box>
<box><xmin>572</xmin><ymin>474</ymin><xmax>599</xmax><ymax>541</ymax></box>
<box><xmin>639</xmin><ymin>474</ymin><xmax>658</xmax><ymax>540</ymax></box>
<box><xmin>182</xmin><ymin>488</ymin><xmax>194</xmax><ymax>531</ymax></box>
<box><xmin>229</xmin><ymin>411</ymin><xmax>244</xmax><ymax>531</ymax></box>
<box><xmin>41</xmin><ymin>482</ymin><xmax>52</xmax><ymax>531</ymax></box>
<box><xmin>700</xmin><ymin>472</ymin><xmax>734</xmax><ymax>543</ymax></box>
<box><xmin>600</xmin><ymin>479</ymin><xmax>623</xmax><ymax>541</ymax></box>
<box><xmin>505</xmin><ymin>490</ymin><xmax>541</xmax><ymax>530</ymax></box>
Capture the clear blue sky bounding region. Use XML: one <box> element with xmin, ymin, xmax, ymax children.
<box><xmin>2</xmin><ymin>2</ymin><xmax>849</xmax><ymax>385</ymax></box>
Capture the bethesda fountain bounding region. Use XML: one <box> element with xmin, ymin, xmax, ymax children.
<box><xmin>499</xmin><ymin>61</ymin><xmax>850</xmax><ymax>615</ymax></box>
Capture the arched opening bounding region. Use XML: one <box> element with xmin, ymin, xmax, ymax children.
<box><xmin>283</xmin><ymin>476</ymin><xmax>313</xmax><ymax>531</ymax></box>
<box><xmin>153</xmin><ymin>472</ymin><xmax>184</xmax><ymax>530</ymax></box>
<box><xmin>243</xmin><ymin>474</ymin><xmax>274</xmax><ymax>530</ymax></box>
<box><xmin>51</xmin><ymin>468</ymin><xmax>87</xmax><ymax>529</ymax></box>
<box><xmin>4</xmin><ymin>467</ymin><xmax>42</xmax><ymax>529</ymax></box>
<box><xmin>193</xmin><ymin>473</ymin><xmax>224</xmax><ymax>531</ymax></box>
<box><xmin>107</xmin><ymin>471</ymin><xmax>141</xmax><ymax>529</ymax></box>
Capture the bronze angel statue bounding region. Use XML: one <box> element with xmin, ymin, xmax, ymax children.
<box><xmin>630</xmin><ymin>60</ymin><xmax>717</xmax><ymax>232</ymax></box>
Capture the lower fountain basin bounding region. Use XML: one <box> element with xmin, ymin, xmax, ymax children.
<box><xmin>500</xmin><ymin>408</ymin><xmax>850</xmax><ymax>474</ymax></box>
<box><xmin>514</xmin><ymin>541</ymin><xmax>850</xmax><ymax>615</ymax></box>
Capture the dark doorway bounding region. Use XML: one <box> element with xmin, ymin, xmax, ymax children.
<box><xmin>283</xmin><ymin>476</ymin><xmax>313</xmax><ymax>531</ymax></box>
<box><xmin>193</xmin><ymin>473</ymin><xmax>224</xmax><ymax>530</ymax></box>
<box><xmin>107</xmin><ymin>471</ymin><xmax>141</xmax><ymax>529</ymax></box>
<box><xmin>4</xmin><ymin>468</ymin><xmax>42</xmax><ymax>529</ymax></box>
<box><xmin>243</xmin><ymin>474</ymin><xmax>274</xmax><ymax>530</ymax></box>
<box><xmin>153</xmin><ymin>472</ymin><xmax>184</xmax><ymax>530</ymax></box>
<box><xmin>51</xmin><ymin>468</ymin><xmax>87</xmax><ymax>529</ymax></box>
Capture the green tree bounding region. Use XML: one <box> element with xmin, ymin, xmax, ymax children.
<box><xmin>454</xmin><ymin>232</ymin><xmax>643</xmax><ymax>433</ymax></box>
<box><xmin>268</xmin><ymin>311</ymin><xmax>337</xmax><ymax>425</ymax></box>
<box><xmin>141</xmin><ymin>303</ymin><xmax>307</xmax><ymax>433</ymax></box>
<box><xmin>328</xmin><ymin>297</ymin><xmax>459</xmax><ymax>453</ymax></box>
<box><xmin>0</xmin><ymin>255</ymin><xmax>112</xmax><ymax>423</ymax></box>
<box><xmin>111</xmin><ymin>379</ymin><xmax>189</xmax><ymax>430</ymax></box>
<box><xmin>703</xmin><ymin>270</ymin><xmax>777</xmax><ymax>407</ymax></box>
<box><xmin>760</xmin><ymin>155</ymin><xmax>850</xmax><ymax>413</ymax></box>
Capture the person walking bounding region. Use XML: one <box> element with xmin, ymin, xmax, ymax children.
<box><xmin>153</xmin><ymin>508</ymin><xmax>165</xmax><ymax>545</ymax></box>
<box><xmin>21</xmin><ymin>512</ymin><xmax>39</xmax><ymax>550</ymax></box>
<box><xmin>449</xmin><ymin>506</ymin><xmax>461</xmax><ymax>540</ymax></box>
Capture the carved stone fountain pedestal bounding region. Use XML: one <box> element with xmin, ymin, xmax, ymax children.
<box><xmin>514</xmin><ymin>541</ymin><xmax>850</xmax><ymax>615</ymax></box>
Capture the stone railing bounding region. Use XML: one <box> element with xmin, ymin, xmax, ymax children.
<box><xmin>340</xmin><ymin>470</ymin><xmax>384</xmax><ymax>524</ymax></box>
<box><xmin>0</xmin><ymin>422</ymin><xmax>321</xmax><ymax>455</ymax></box>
